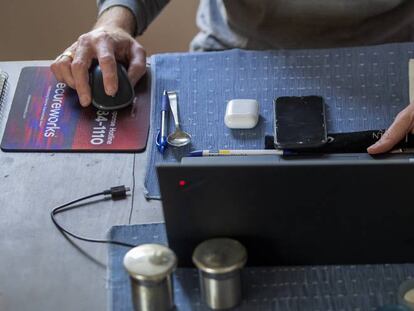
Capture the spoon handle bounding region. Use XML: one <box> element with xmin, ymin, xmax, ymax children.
<box><xmin>167</xmin><ymin>91</ymin><xmax>180</xmax><ymax>129</ymax></box>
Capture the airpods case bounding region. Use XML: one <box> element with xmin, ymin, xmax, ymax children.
<box><xmin>224</xmin><ymin>99</ymin><xmax>259</xmax><ymax>129</ymax></box>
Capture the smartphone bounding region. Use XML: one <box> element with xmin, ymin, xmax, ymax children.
<box><xmin>274</xmin><ymin>96</ymin><xmax>327</xmax><ymax>149</ymax></box>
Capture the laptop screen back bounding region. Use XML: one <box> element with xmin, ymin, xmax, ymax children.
<box><xmin>157</xmin><ymin>161</ymin><xmax>414</xmax><ymax>267</ymax></box>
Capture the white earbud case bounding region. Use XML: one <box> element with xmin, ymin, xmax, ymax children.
<box><xmin>224</xmin><ymin>99</ymin><xmax>259</xmax><ymax>129</ymax></box>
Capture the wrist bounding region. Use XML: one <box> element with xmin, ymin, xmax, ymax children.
<box><xmin>95</xmin><ymin>6</ymin><xmax>136</xmax><ymax>36</ymax></box>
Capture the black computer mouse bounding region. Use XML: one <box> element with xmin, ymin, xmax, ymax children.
<box><xmin>89</xmin><ymin>61</ymin><xmax>134</xmax><ymax>110</ymax></box>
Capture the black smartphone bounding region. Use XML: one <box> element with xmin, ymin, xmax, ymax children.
<box><xmin>274</xmin><ymin>96</ymin><xmax>327</xmax><ymax>149</ymax></box>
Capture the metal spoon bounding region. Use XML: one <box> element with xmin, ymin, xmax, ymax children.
<box><xmin>166</xmin><ymin>91</ymin><xmax>191</xmax><ymax>147</ymax></box>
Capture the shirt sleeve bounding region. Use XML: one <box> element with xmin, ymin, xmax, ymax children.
<box><xmin>97</xmin><ymin>0</ymin><xmax>170</xmax><ymax>36</ymax></box>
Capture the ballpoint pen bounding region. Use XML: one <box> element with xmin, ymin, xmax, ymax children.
<box><xmin>188</xmin><ymin>149</ymin><xmax>292</xmax><ymax>157</ymax></box>
<box><xmin>156</xmin><ymin>90</ymin><xmax>169</xmax><ymax>154</ymax></box>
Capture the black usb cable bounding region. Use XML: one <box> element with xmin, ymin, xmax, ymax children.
<box><xmin>50</xmin><ymin>185</ymin><xmax>136</xmax><ymax>248</ymax></box>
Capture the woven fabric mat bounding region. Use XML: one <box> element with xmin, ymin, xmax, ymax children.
<box><xmin>107</xmin><ymin>224</ymin><xmax>414</xmax><ymax>311</ymax></box>
<box><xmin>145</xmin><ymin>43</ymin><xmax>413</xmax><ymax>199</ymax></box>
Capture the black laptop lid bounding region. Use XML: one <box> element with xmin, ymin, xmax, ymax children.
<box><xmin>157</xmin><ymin>161</ymin><xmax>414</xmax><ymax>267</ymax></box>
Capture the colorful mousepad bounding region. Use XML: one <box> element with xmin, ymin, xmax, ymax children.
<box><xmin>1</xmin><ymin>66</ymin><xmax>150</xmax><ymax>152</ymax></box>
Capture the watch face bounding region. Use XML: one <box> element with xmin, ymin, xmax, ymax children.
<box><xmin>274</xmin><ymin>96</ymin><xmax>327</xmax><ymax>149</ymax></box>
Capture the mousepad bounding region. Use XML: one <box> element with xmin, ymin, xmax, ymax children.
<box><xmin>0</xmin><ymin>66</ymin><xmax>150</xmax><ymax>152</ymax></box>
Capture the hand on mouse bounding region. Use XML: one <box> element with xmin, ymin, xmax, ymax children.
<box><xmin>367</xmin><ymin>102</ymin><xmax>414</xmax><ymax>154</ymax></box>
<box><xmin>51</xmin><ymin>6</ymin><xmax>146</xmax><ymax>107</ymax></box>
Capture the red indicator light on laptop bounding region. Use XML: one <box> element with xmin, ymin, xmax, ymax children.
<box><xmin>179</xmin><ymin>180</ymin><xmax>187</xmax><ymax>187</ymax></box>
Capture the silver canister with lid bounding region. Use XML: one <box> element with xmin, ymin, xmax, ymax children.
<box><xmin>192</xmin><ymin>238</ymin><xmax>247</xmax><ymax>310</ymax></box>
<box><xmin>123</xmin><ymin>244</ymin><xmax>177</xmax><ymax>311</ymax></box>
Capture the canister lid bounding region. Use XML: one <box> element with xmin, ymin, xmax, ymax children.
<box><xmin>123</xmin><ymin>244</ymin><xmax>177</xmax><ymax>282</ymax></box>
<box><xmin>192</xmin><ymin>238</ymin><xmax>247</xmax><ymax>274</ymax></box>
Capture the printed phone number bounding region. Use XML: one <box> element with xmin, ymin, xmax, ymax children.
<box><xmin>90</xmin><ymin>110</ymin><xmax>117</xmax><ymax>145</ymax></box>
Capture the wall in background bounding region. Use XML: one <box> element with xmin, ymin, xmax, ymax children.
<box><xmin>0</xmin><ymin>0</ymin><xmax>199</xmax><ymax>61</ymax></box>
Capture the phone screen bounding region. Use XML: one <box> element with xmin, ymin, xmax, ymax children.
<box><xmin>274</xmin><ymin>96</ymin><xmax>327</xmax><ymax>149</ymax></box>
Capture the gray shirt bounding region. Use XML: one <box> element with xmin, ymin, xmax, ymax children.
<box><xmin>97</xmin><ymin>0</ymin><xmax>414</xmax><ymax>51</ymax></box>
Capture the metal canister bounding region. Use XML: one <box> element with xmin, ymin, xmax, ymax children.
<box><xmin>192</xmin><ymin>238</ymin><xmax>247</xmax><ymax>310</ymax></box>
<box><xmin>123</xmin><ymin>244</ymin><xmax>177</xmax><ymax>311</ymax></box>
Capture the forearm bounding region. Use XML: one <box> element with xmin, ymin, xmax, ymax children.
<box><xmin>95</xmin><ymin>6</ymin><xmax>136</xmax><ymax>35</ymax></box>
<box><xmin>97</xmin><ymin>0</ymin><xmax>170</xmax><ymax>36</ymax></box>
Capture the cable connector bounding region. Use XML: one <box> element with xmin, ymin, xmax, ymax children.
<box><xmin>103</xmin><ymin>185</ymin><xmax>131</xmax><ymax>200</ymax></box>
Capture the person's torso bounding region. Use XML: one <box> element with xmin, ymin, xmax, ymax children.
<box><xmin>191</xmin><ymin>0</ymin><xmax>414</xmax><ymax>51</ymax></box>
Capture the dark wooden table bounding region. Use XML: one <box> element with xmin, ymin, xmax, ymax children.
<box><xmin>0</xmin><ymin>61</ymin><xmax>163</xmax><ymax>311</ymax></box>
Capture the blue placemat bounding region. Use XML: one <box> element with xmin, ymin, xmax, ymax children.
<box><xmin>108</xmin><ymin>224</ymin><xmax>414</xmax><ymax>311</ymax></box>
<box><xmin>144</xmin><ymin>42</ymin><xmax>414</xmax><ymax>199</ymax></box>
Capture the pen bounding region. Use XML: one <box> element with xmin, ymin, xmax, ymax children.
<box><xmin>189</xmin><ymin>149</ymin><xmax>293</xmax><ymax>157</ymax></box>
<box><xmin>156</xmin><ymin>90</ymin><xmax>169</xmax><ymax>154</ymax></box>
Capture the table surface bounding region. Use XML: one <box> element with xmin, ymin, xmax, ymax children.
<box><xmin>0</xmin><ymin>61</ymin><xmax>163</xmax><ymax>311</ymax></box>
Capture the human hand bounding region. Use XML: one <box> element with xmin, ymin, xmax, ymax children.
<box><xmin>367</xmin><ymin>103</ymin><xmax>414</xmax><ymax>154</ymax></box>
<box><xmin>51</xmin><ymin>7</ymin><xmax>146</xmax><ymax>107</ymax></box>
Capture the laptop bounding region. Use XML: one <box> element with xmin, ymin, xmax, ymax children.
<box><xmin>156</xmin><ymin>154</ymin><xmax>414</xmax><ymax>267</ymax></box>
